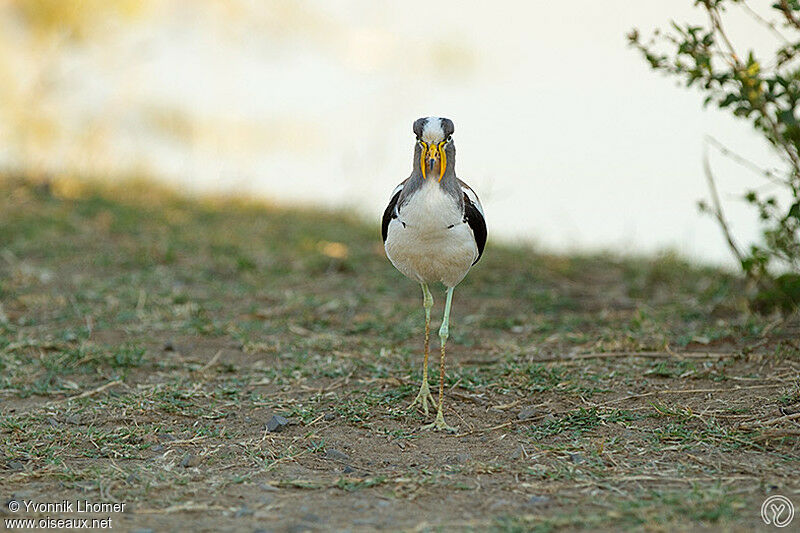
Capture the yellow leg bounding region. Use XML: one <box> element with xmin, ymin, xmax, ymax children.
<box><xmin>408</xmin><ymin>283</ymin><xmax>435</xmax><ymax>414</ymax></box>
<box><xmin>423</xmin><ymin>287</ymin><xmax>456</xmax><ymax>432</ymax></box>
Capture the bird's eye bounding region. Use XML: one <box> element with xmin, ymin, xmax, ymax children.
<box><xmin>446</xmin><ymin>135</ymin><xmax>452</xmax><ymax>143</ymax></box>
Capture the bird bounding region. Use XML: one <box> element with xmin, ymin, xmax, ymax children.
<box><xmin>381</xmin><ymin>117</ymin><xmax>486</xmax><ymax>431</ymax></box>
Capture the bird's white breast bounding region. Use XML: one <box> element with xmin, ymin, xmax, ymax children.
<box><xmin>384</xmin><ymin>179</ymin><xmax>477</xmax><ymax>287</ymax></box>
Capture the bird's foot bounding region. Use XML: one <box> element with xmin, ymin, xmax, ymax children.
<box><xmin>408</xmin><ymin>380</ymin><xmax>436</xmax><ymax>415</ymax></box>
<box><xmin>421</xmin><ymin>410</ymin><xmax>457</xmax><ymax>433</ymax></box>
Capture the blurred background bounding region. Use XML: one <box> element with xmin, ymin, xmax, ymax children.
<box><xmin>0</xmin><ymin>0</ymin><xmax>786</xmax><ymax>264</ymax></box>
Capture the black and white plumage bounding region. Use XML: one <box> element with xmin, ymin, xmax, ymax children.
<box><xmin>381</xmin><ymin>117</ymin><xmax>486</xmax><ymax>431</ymax></box>
<box><xmin>382</xmin><ymin>119</ymin><xmax>486</xmax><ymax>287</ymax></box>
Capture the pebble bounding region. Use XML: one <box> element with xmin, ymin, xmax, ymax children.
<box><xmin>323</xmin><ymin>412</ymin><xmax>336</xmax><ymax>421</ymax></box>
<box><xmin>489</xmin><ymin>499</ymin><xmax>511</xmax><ymax>511</ymax></box>
<box><xmin>342</xmin><ymin>465</ymin><xmax>354</xmax><ymax>474</ymax></box>
<box><xmin>510</xmin><ymin>445</ymin><xmax>525</xmax><ymax>460</ymax></box>
<box><xmin>517</xmin><ymin>407</ymin><xmax>537</xmax><ymax>420</ymax></box>
<box><xmin>527</xmin><ymin>495</ymin><xmax>550</xmax><ymax>505</ymax></box>
<box><xmin>569</xmin><ymin>453</ymin><xmax>586</xmax><ymax>464</ymax></box>
<box><xmin>234</xmin><ymin>506</ymin><xmax>253</xmax><ymax>518</ymax></box>
<box><xmin>301</xmin><ymin>513</ymin><xmax>321</xmax><ymax>523</ymax></box>
<box><xmin>444</xmin><ymin>453</ymin><xmax>470</xmax><ymax>465</ymax></box>
<box><xmin>266</xmin><ymin>415</ymin><xmax>289</xmax><ymax>433</ymax></box>
<box><xmin>179</xmin><ymin>453</ymin><xmax>199</xmax><ymax>468</ymax></box>
<box><xmin>258</xmin><ymin>483</ymin><xmax>279</xmax><ymax>492</ymax></box>
<box><xmin>325</xmin><ymin>449</ymin><xmax>350</xmax><ymax>461</ymax></box>
<box><xmin>7</xmin><ymin>461</ymin><xmax>24</xmax><ymax>471</ymax></box>
<box><xmin>163</xmin><ymin>341</ymin><xmax>175</xmax><ymax>352</ymax></box>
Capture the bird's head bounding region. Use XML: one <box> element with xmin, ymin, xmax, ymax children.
<box><xmin>413</xmin><ymin>117</ymin><xmax>455</xmax><ymax>181</ymax></box>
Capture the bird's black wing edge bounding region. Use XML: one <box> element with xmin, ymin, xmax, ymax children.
<box><xmin>463</xmin><ymin>192</ymin><xmax>486</xmax><ymax>265</ymax></box>
<box><xmin>381</xmin><ymin>190</ymin><xmax>402</xmax><ymax>242</ymax></box>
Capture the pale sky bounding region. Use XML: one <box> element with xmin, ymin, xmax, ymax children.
<box><xmin>2</xmin><ymin>1</ymin><xmax>788</xmax><ymax>265</ymax></box>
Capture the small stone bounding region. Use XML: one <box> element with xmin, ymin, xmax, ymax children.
<box><xmin>342</xmin><ymin>465</ymin><xmax>354</xmax><ymax>474</ymax></box>
<box><xmin>517</xmin><ymin>407</ymin><xmax>537</xmax><ymax>420</ymax></box>
<box><xmin>179</xmin><ymin>453</ymin><xmax>198</xmax><ymax>468</ymax></box>
<box><xmin>258</xmin><ymin>483</ymin><xmax>279</xmax><ymax>492</ymax></box>
<box><xmin>527</xmin><ymin>495</ymin><xmax>550</xmax><ymax>505</ymax></box>
<box><xmin>489</xmin><ymin>499</ymin><xmax>511</xmax><ymax>511</ymax></box>
<box><xmin>510</xmin><ymin>445</ymin><xmax>525</xmax><ymax>460</ymax></box>
<box><xmin>569</xmin><ymin>453</ymin><xmax>586</xmax><ymax>464</ymax></box>
<box><xmin>323</xmin><ymin>412</ymin><xmax>335</xmax><ymax>421</ymax></box>
<box><xmin>234</xmin><ymin>506</ymin><xmax>253</xmax><ymax>518</ymax></box>
<box><xmin>301</xmin><ymin>513</ymin><xmax>321</xmax><ymax>523</ymax></box>
<box><xmin>7</xmin><ymin>461</ymin><xmax>24</xmax><ymax>471</ymax></box>
<box><xmin>65</xmin><ymin>415</ymin><xmax>81</xmax><ymax>425</ymax></box>
<box><xmin>266</xmin><ymin>415</ymin><xmax>289</xmax><ymax>433</ymax></box>
<box><xmin>163</xmin><ymin>341</ymin><xmax>175</xmax><ymax>352</ymax></box>
<box><xmin>151</xmin><ymin>445</ymin><xmax>164</xmax><ymax>452</ymax></box>
<box><xmin>325</xmin><ymin>449</ymin><xmax>349</xmax><ymax>461</ymax></box>
<box><xmin>445</xmin><ymin>453</ymin><xmax>470</xmax><ymax>465</ymax></box>
<box><xmin>48</xmin><ymin>417</ymin><xmax>59</xmax><ymax>427</ymax></box>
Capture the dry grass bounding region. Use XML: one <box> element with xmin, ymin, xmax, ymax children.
<box><xmin>1</xmin><ymin>174</ymin><xmax>799</xmax><ymax>531</ymax></box>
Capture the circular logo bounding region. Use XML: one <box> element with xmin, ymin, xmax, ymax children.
<box><xmin>8</xmin><ymin>500</ymin><xmax>20</xmax><ymax>512</ymax></box>
<box><xmin>762</xmin><ymin>495</ymin><xmax>794</xmax><ymax>528</ymax></box>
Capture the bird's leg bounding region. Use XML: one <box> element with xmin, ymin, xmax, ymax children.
<box><xmin>423</xmin><ymin>286</ymin><xmax>456</xmax><ymax>432</ymax></box>
<box><xmin>408</xmin><ymin>282</ymin><xmax>435</xmax><ymax>415</ymax></box>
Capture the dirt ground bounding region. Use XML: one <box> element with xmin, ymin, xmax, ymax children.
<box><xmin>1</xmin><ymin>177</ymin><xmax>799</xmax><ymax>531</ymax></box>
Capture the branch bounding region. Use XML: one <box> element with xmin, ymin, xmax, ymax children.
<box><xmin>742</xmin><ymin>1</ymin><xmax>790</xmax><ymax>44</ymax></box>
<box><xmin>778</xmin><ymin>0</ymin><xmax>800</xmax><ymax>31</ymax></box>
<box><xmin>705</xmin><ymin>135</ymin><xmax>787</xmax><ymax>187</ymax></box>
<box><xmin>703</xmin><ymin>142</ymin><xmax>748</xmax><ymax>267</ymax></box>
<box><xmin>706</xmin><ymin>2</ymin><xmax>800</xmax><ymax>171</ymax></box>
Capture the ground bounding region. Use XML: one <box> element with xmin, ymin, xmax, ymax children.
<box><xmin>1</xmin><ymin>175</ymin><xmax>799</xmax><ymax>532</ymax></box>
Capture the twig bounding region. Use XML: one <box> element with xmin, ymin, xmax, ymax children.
<box><xmin>759</xmin><ymin>411</ymin><xmax>800</xmax><ymax>427</ymax></box>
<box><xmin>779</xmin><ymin>0</ymin><xmax>800</xmax><ymax>31</ymax></box>
<box><xmin>741</xmin><ymin>1</ymin><xmax>790</xmax><ymax>44</ymax></box>
<box><xmin>753</xmin><ymin>429</ymin><xmax>800</xmax><ymax>441</ymax></box>
<box><xmin>707</xmin><ymin>2</ymin><xmax>800</xmax><ymax>169</ymax></box>
<box><xmin>535</xmin><ymin>351</ymin><xmax>736</xmax><ymax>362</ymax></box>
<box><xmin>703</xmin><ymin>143</ymin><xmax>749</xmax><ymax>269</ymax></box>
<box><xmin>705</xmin><ymin>135</ymin><xmax>786</xmax><ymax>186</ymax></box>
<box><xmin>135</xmin><ymin>502</ymin><xmax>228</xmax><ymax>514</ymax></box>
<box><xmin>198</xmin><ymin>350</ymin><xmax>222</xmax><ymax>373</ymax></box>
<box><xmin>52</xmin><ymin>379</ymin><xmax>122</xmax><ymax>404</ymax></box>
<box><xmin>605</xmin><ymin>383</ymin><xmax>786</xmax><ymax>405</ymax></box>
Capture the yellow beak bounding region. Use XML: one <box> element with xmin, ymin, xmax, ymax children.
<box><xmin>420</xmin><ymin>142</ymin><xmax>447</xmax><ymax>181</ymax></box>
